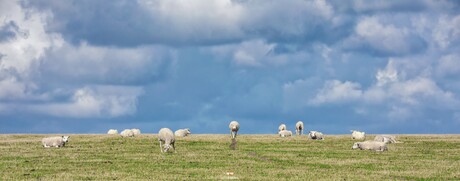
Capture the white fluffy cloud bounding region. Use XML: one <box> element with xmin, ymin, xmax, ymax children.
<box><xmin>308</xmin><ymin>59</ymin><xmax>460</xmax><ymax>120</ymax></box>
<box><xmin>0</xmin><ymin>0</ymin><xmax>161</xmax><ymax>118</ymax></box>
<box><xmin>351</xmin><ymin>16</ymin><xmax>425</xmax><ymax>55</ymax></box>
<box><xmin>309</xmin><ymin>80</ymin><xmax>362</xmax><ymax>105</ymax></box>
<box><xmin>0</xmin><ymin>0</ymin><xmax>61</xmax><ymax>100</ymax></box>
<box><xmin>27</xmin><ymin>86</ymin><xmax>143</xmax><ymax>118</ymax></box>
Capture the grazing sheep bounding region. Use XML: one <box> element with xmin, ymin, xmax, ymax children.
<box><xmin>120</xmin><ymin>129</ymin><xmax>134</xmax><ymax>137</ymax></box>
<box><xmin>279</xmin><ymin>130</ymin><xmax>293</xmax><ymax>137</ymax></box>
<box><xmin>295</xmin><ymin>121</ymin><xmax>304</xmax><ymax>135</ymax></box>
<box><xmin>42</xmin><ymin>136</ymin><xmax>70</xmax><ymax>148</ymax></box>
<box><xmin>131</xmin><ymin>128</ymin><xmax>141</xmax><ymax>136</ymax></box>
<box><xmin>278</xmin><ymin>124</ymin><xmax>287</xmax><ymax>132</ymax></box>
<box><xmin>352</xmin><ymin>141</ymin><xmax>388</xmax><ymax>152</ymax></box>
<box><xmin>351</xmin><ymin>130</ymin><xmax>366</xmax><ymax>140</ymax></box>
<box><xmin>174</xmin><ymin>128</ymin><xmax>191</xmax><ymax>137</ymax></box>
<box><xmin>308</xmin><ymin>131</ymin><xmax>324</xmax><ymax>140</ymax></box>
<box><xmin>374</xmin><ymin>135</ymin><xmax>398</xmax><ymax>144</ymax></box>
<box><xmin>229</xmin><ymin>121</ymin><xmax>240</xmax><ymax>139</ymax></box>
<box><xmin>107</xmin><ymin>129</ymin><xmax>118</xmax><ymax>135</ymax></box>
<box><xmin>158</xmin><ymin>128</ymin><xmax>176</xmax><ymax>153</ymax></box>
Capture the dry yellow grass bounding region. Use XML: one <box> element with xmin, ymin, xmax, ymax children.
<box><xmin>0</xmin><ymin>134</ymin><xmax>459</xmax><ymax>180</ymax></box>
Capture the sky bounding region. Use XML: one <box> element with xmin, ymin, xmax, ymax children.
<box><xmin>1</xmin><ymin>0</ymin><xmax>460</xmax><ymax>134</ymax></box>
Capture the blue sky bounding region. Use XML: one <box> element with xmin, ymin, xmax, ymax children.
<box><xmin>1</xmin><ymin>0</ymin><xmax>460</xmax><ymax>134</ymax></box>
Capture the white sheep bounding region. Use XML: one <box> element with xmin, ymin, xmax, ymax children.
<box><xmin>374</xmin><ymin>135</ymin><xmax>398</xmax><ymax>144</ymax></box>
<box><xmin>352</xmin><ymin>141</ymin><xmax>388</xmax><ymax>151</ymax></box>
<box><xmin>229</xmin><ymin>121</ymin><xmax>240</xmax><ymax>139</ymax></box>
<box><xmin>120</xmin><ymin>129</ymin><xmax>134</xmax><ymax>137</ymax></box>
<box><xmin>42</xmin><ymin>136</ymin><xmax>70</xmax><ymax>148</ymax></box>
<box><xmin>107</xmin><ymin>129</ymin><xmax>118</xmax><ymax>135</ymax></box>
<box><xmin>131</xmin><ymin>128</ymin><xmax>141</xmax><ymax>136</ymax></box>
<box><xmin>278</xmin><ymin>124</ymin><xmax>287</xmax><ymax>132</ymax></box>
<box><xmin>158</xmin><ymin>128</ymin><xmax>176</xmax><ymax>153</ymax></box>
<box><xmin>279</xmin><ymin>130</ymin><xmax>293</xmax><ymax>137</ymax></box>
<box><xmin>351</xmin><ymin>130</ymin><xmax>366</xmax><ymax>140</ymax></box>
<box><xmin>174</xmin><ymin>128</ymin><xmax>191</xmax><ymax>137</ymax></box>
<box><xmin>295</xmin><ymin>121</ymin><xmax>304</xmax><ymax>135</ymax></box>
<box><xmin>308</xmin><ymin>131</ymin><xmax>324</xmax><ymax>140</ymax></box>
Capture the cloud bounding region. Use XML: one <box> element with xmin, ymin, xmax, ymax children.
<box><xmin>39</xmin><ymin>42</ymin><xmax>175</xmax><ymax>85</ymax></box>
<box><xmin>23</xmin><ymin>0</ymin><xmax>341</xmax><ymax>46</ymax></box>
<box><xmin>27</xmin><ymin>86</ymin><xmax>143</xmax><ymax>118</ymax></box>
<box><xmin>433</xmin><ymin>15</ymin><xmax>460</xmax><ymax>49</ymax></box>
<box><xmin>345</xmin><ymin>16</ymin><xmax>427</xmax><ymax>55</ymax></box>
<box><xmin>309</xmin><ymin>59</ymin><xmax>460</xmax><ymax>121</ymax></box>
<box><xmin>0</xmin><ymin>1</ymin><xmax>165</xmax><ymax>119</ymax></box>
<box><xmin>309</xmin><ymin>80</ymin><xmax>362</xmax><ymax>105</ymax></box>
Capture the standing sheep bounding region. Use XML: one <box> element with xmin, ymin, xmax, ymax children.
<box><xmin>352</xmin><ymin>141</ymin><xmax>388</xmax><ymax>151</ymax></box>
<box><xmin>107</xmin><ymin>129</ymin><xmax>118</xmax><ymax>135</ymax></box>
<box><xmin>374</xmin><ymin>135</ymin><xmax>398</xmax><ymax>144</ymax></box>
<box><xmin>174</xmin><ymin>128</ymin><xmax>191</xmax><ymax>137</ymax></box>
<box><xmin>295</xmin><ymin>121</ymin><xmax>304</xmax><ymax>135</ymax></box>
<box><xmin>120</xmin><ymin>129</ymin><xmax>134</xmax><ymax>137</ymax></box>
<box><xmin>158</xmin><ymin>128</ymin><xmax>176</xmax><ymax>153</ymax></box>
<box><xmin>131</xmin><ymin>128</ymin><xmax>141</xmax><ymax>136</ymax></box>
<box><xmin>351</xmin><ymin>130</ymin><xmax>366</xmax><ymax>140</ymax></box>
<box><xmin>278</xmin><ymin>124</ymin><xmax>287</xmax><ymax>132</ymax></box>
<box><xmin>229</xmin><ymin>121</ymin><xmax>240</xmax><ymax>139</ymax></box>
<box><xmin>308</xmin><ymin>131</ymin><xmax>324</xmax><ymax>140</ymax></box>
<box><xmin>42</xmin><ymin>136</ymin><xmax>70</xmax><ymax>148</ymax></box>
<box><xmin>279</xmin><ymin>130</ymin><xmax>293</xmax><ymax>137</ymax></box>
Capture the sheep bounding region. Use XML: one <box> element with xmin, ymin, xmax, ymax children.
<box><xmin>174</xmin><ymin>128</ymin><xmax>191</xmax><ymax>137</ymax></box>
<box><xmin>295</xmin><ymin>121</ymin><xmax>304</xmax><ymax>135</ymax></box>
<box><xmin>229</xmin><ymin>121</ymin><xmax>240</xmax><ymax>139</ymax></box>
<box><xmin>279</xmin><ymin>130</ymin><xmax>293</xmax><ymax>137</ymax></box>
<box><xmin>42</xmin><ymin>136</ymin><xmax>70</xmax><ymax>148</ymax></box>
<box><xmin>158</xmin><ymin>128</ymin><xmax>176</xmax><ymax>153</ymax></box>
<box><xmin>308</xmin><ymin>131</ymin><xmax>324</xmax><ymax>140</ymax></box>
<box><xmin>278</xmin><ymin>124</ymin><xmax>287</xmax><ymax>132</ymax></box>
<box><xmin>352</xmin><ymin>141</ymin><xmax>388</xmax><ymax>152</ymax></box>
<box><xmin>351</xmin><ymin>130</ymin><xmax>366</xmax><ymax>140</ymax></box>
<box><xmin>374</xmin><ymin>135</ymin><xmax>399</xmax><ymax>144</ymax></box>
<box><xmin>120</xmin><ymin>129</ymin><xmax>134</xmax><ymax>137</ymax></box>
<box><xmin>131</xmin><ymin>128</ymin><xmax>141</xmax><ymax>136</ymax></box>
<box><xmin>107</xmin><ymin>129</ymin><xmax>118</xmax><ymax>135</ymax></box>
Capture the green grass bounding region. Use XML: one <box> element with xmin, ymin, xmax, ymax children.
<box><xmin>1</xmin><ymin>134</ymin><xmax>460</xmax><ymax>180</ymax></box>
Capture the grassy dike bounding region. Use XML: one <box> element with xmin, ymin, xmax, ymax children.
<box><xmin>1</xmin><ymin>134</ymin><xmax>459</xmax><ymax>180</ymax></box>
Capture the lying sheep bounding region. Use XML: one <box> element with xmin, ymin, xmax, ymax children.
<box><xmin>295</xmin><ymin>121</ymin><xmax>304</xmax><ymax>135</ymax></box>
<box><xmin>229</xmin><ymin>121</ymin><xmax>240</xmax><ymax>139</ymax></box>
<box><xmin>351</xmin><ymin>130</ymin><xmax>366</xmax><ymax>140</ymax></box>
<box><xmin>120</xmin><ymin>129</ymin><xmax>134</xmax><ymax>137</ymax></box>
<box><xmin>107</xmin><ymin>129</ymin><xmax>118</xmax><ymax>135</ymax></box>
<box><xmin>174</xmin><ymin>128</ymin><xmax>191</xmax><ymax>137</ymax></box>
<box><xmin>279</xmin><ymin>130</ymin><xmax>292</xmax><ymax>137</ymax></box>
<box><xmin>278</xmin><ymin>124</ymin><xmax>287</xmax><ymax>132</ymax></box>
<box><xmin>374</xmin><ymin>135</ymin><xmax>398</xmax><ymax>144</ymax></box>
<box><xmin>352</xmin><ymin>141</ymin><xmax>388</xmax><ymax>152</ymax></box>
<box><xmin>308</xmin><ymin>131</ymin><xmax>324</xmax><ymax>140</ymax></box>
<box><xmin>42</xmin><ymin>136</ymin><xmax>70</xmax><ymax>148</ymax></box>
<box><xmin>158</xmin><ymin>128</ymin><xmax>176</xmax><ymax>153</ymax></box>
<box><xmin>131</xmin><ymin>128</ymin><xmax>141</xmax><ymax>136</ymax></box>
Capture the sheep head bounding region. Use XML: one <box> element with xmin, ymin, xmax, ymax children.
<box><xmin>62</xmin><ymin>136</ymin><xmax>70</xmax><ymax>142</ymax></box>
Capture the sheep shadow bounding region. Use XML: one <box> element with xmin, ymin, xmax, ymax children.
<box><xmin>229</xmin><ymin>138</ymin><xmax>237</xmax><ymax>150</ymax></box>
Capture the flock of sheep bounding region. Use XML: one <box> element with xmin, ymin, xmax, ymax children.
<box><xmin>41</xmin><ymin>121</ymin><xmax>400</xmax><ymax>153</ymax></box>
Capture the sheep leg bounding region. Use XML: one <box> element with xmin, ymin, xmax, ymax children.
<box><xmin>159</xmin><ymin>141</ymin><xmax>164</xmax><ymax>153</ymax></box>
<box><xmin>172</xmin><ymin>142</ymin><xmax>176</xmax><ymax>153</ymax></box>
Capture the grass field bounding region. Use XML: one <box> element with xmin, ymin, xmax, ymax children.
<box><xmin>1</xmin><ymin>134</ymin><xmax>460</xmax><ymax>180</ymax></box>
